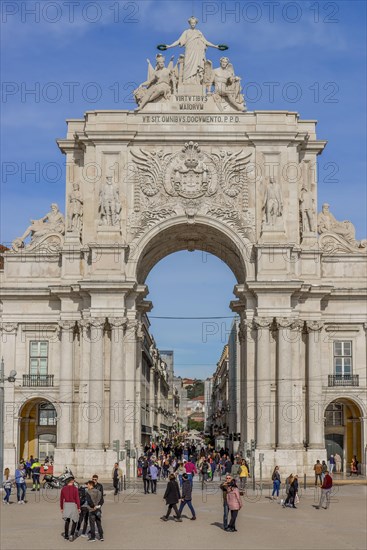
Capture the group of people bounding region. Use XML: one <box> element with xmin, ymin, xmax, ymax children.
<box><xmin>60</xmin><ymin>474</ymin><xmax>105</xmax><ymax>543</ymax></box>
<box><xmin>2</xmin><ymin>459</ymin><xmax>43</xmax><ymax>504</ymax></box>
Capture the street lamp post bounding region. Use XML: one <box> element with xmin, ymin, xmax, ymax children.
<box><xmin>0</xmin><ymin>357</ymin><xmax>17</xmax><ymax>480</ymax></box>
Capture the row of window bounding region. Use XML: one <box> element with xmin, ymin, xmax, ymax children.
<box><xmin>28</xmin><ymin>340</ymin><xmax>354</xmax><ymax>375</ymax></box>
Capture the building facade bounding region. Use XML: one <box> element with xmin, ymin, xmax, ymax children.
<box><xmin>1</xmin><ymin>19</ymin><xmax>366</xmax><ymax>477</ymax></box>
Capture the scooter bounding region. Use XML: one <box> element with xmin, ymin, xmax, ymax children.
<box><xmin>43</xmin><ymin>467</ymin><xmax>78</xmax><ymax>489</ymax></box>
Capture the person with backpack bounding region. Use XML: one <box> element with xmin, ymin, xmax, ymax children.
<box><xmin>161</xmin><ymin>473</ymin><xmax>182</xmax><ymax>522</ymax></box>
<box><xmin>177</xmin><ymin>473</ymin><xmax>196</xmax><ymax>520</ymax></box>
<box><xmin>76</xmin><ymin>482</ymin><xmax>89</xmax><ymax>538</ymax></box>
<box><xmin>271</xmin><ymin>466</ymin><xmax>281</xmax><ymax>500</ymax></box>
<box><xmin>3</xmin><ymin>468</ymin><xmax>13</xmax><ymax>505</ymax></box>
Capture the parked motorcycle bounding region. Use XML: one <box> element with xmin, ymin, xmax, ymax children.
<box><xmin>43</xmin><ymin>467</ymin><xmax>78</xmax><ymax>489</ymax></box>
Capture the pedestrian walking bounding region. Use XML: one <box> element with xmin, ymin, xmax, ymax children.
<box><xmin>161</xmin><ymin>473</ymin><xmax>182</xmax><ymax>522</ymax></box>
<box><xmin>15</xmin><ymin>463</ymin><xmax>26</xmax><ymax>504</ymax></box>
<box><xmin>350</xmin><ymin>456</ymin><xmax>359</xmax><ymax>476</ymax></box>
<box><xmin>220</xmin><ymin>474</ymin><xmax>232</xmax><ymax>530</ymax></box>
<box><xmin>316</xmin><ymin>470</ymin><xmax>333</xmax><ymax>509</ymax></box>
<box><xmin>239</xmin><ymin>459</ymin><xmax>249</xmax><ymax>491</ymax></box>
<box><xmin>142</xmin><ymin>457</ymin><xmax>151</xmax><ymax>494</ymax></box>
<box><xmin>177</xmin><ymin>473</ymin><xmax>196</xmax><ymax>520</ymax></box>
<box><xmin>60</xmin><ymin>476</ymin><xmax>80</xmax><ymax>542</ymax></box>
<box><xmin>321</xmin><ymin>460</ymin><xmax>327</xmax><ymax>481</ymax></box>
<box><xmin>149</xmin><ymin>462</ymin><xmax>159</xmax><ymax>494</ymax></box>
<box><xmin>30</xmin><ymin>458</ymin><xmax>41</xmax><ymax>491</ymax></box>
<box><xmin>271</xmin><ymin>466</ymin><xmax>281</xmax><ymax>500</ymax></box>
<box><xmin>225</xmin><ymin>479</ymin><xmax>242</xmax><ymax>532</ymax></box>
<box><xmin>314</xmin><ymin>460</ymin><xmax>322</xmax><ymax>486</ymax></box>
<box><xmin>176</xmin><ymin>462</ymin><xmax>185</xmax><ymax>487</ymax></box>
<box><xmin>86</xmin><ymin>480</ymin><xmax>104</xmax><ymax>542</ymax></box>
<box><xmin>3</xmin><ymin>468</ymin><xmax>13</xmax><ymax>505</ymax></box>
<box><xmin>329</xmin><ymin>455</ymin><xmax>335</xmax><ymax>474</ymax></box>
<box><xmin>184</xmin><ymin>459</ymin><xmax>197</xmax><ymax>486</ymax></box>
<box><xmin>112</xmin><ymin>463</ymin><xmax>122</xmax><ymax>496</ymax></box>
<box><xmin>283</xmin><ymin>475</ymin><xmax>298</xmax><ymax>509</ymax></box>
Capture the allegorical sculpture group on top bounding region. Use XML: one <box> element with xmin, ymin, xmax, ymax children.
<box><xmin>134</xmin><ymin>16</ymin><xmax>245</xmax><ymax>112</ymax></box>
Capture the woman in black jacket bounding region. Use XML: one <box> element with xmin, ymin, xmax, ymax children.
<box><xmin>161</xmin><ymin>474</ymin><xmax>182</xmax><ymax>522</ymax></box>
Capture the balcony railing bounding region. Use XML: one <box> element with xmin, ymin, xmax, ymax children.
<box><xmin>23</xmin><ymin>374</ymin><xmax>54</xmax><ymax>387</ymax></box>
<box><xmin>328</xmin><ymin>374</ymin><xmax>359</xmax><ymax>387</ymax></box>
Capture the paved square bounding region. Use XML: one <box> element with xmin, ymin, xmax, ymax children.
<box><xmin>1</xmin><ymin>482</ymin><xmax>366</xmax><ymax>550</ymax></box>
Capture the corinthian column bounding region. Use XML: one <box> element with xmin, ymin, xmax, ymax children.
<box><xmin>254</xmin><ymin>317</ymin><xmax>273</xmax><ymax>448</ymax></box>
<box><xmin>306</xmin><ymin>321</ymin><xmax>324</xmax><ymax>448</ymax></box>
<box><xmin>109</xmin><ymin>317</ymin><xmax>127</xmax><ymax>446</ymax></box>
<box><xmin>276</xmin><ymin>318</ymin><xmax>300</xmax><ymax>448</ymax></box>
<box><xmin>57</xmin><ymin>320</ymin><xmax>75</xmax><ymax>448</ymax></box>
<box><xmin>88</xmin><ymin>318</ymin><xmax>105</xmax><ymax>449</ymax></box>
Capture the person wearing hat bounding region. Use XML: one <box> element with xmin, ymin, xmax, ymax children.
<box><xmin>60</xmin><ymin>476</ymin><xmax>80</xmax><ymax>542</ymax></box>
<box><xmin>177</xmin><ymin>473</ymin><xmax>196</xmax><ymax>520</ymax></box>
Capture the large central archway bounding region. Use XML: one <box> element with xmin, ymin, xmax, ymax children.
<box><xmin>128</xmin><ymin>216</ymin><xmax>254</xmax><ymax>285</ymax></box>
<box><xmin>128</xmin><ymin>216</ymin><xmax>251</xmax><ymax>451</ymax></box>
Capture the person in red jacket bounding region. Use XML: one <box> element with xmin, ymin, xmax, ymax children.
<box><xmin>316</xmin><ymin>470</ymin><xmax>333</xmax><ymax>510</ymax></box>
<box><xmin>60</xmin><ymin>476</ymin><xmax>80</xmax><ymax>541</ymax></box>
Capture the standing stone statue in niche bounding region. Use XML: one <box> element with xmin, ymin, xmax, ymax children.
<box><xmin>99</xmin><ymin>176</ymin><xmax>121</xmax><ymax>227</ymax></box>
<box><xmin>204</xmin><ymin>56</ymin><xmax>246</xmax><ymax>111</ymax></box>
<box><xmin>12</xmin><ymin>203</ymin><xmax>65</xmax><ymax>251</ymax></box>
<box><xmin>67</xmin><ymin>182</ymin><xmax>83</xmax><ymax>233</ymax></box>
<box><xmin>262</xmin><ymin>177</ymin><xmax>283</xmax><ymax>226</ymax></box>
<box><xmin>299</xmin><ymin>184</ymin><xmax>315</xmax><ymax>233</ymax></box>
<box><xmin>161</xmin><ymin>16</ymin><xmax>224</xmax><ymax>84</ymax></box>
<box><xmin>317</xmin><ymin>203</ymin><xmax>366</xmax><ymax>249</ymax></box>
<box><xmin>134</xmin><ymin>54</ymin><xmax>176</xmax><ymax>111</ymax></box>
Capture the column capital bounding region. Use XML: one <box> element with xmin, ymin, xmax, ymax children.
<box><xmin>89</xmin><ymin>317</ymin><xmax>106</xmax><ymax>329</ymax></box>
<box><xmin>109</xmin><ymin>317</ymin><xmax>127</xmax><ymax>329</ymax></box>
<box><xmin>306</xmin><ymin>320</ymin><xmax>324</xmax><ymax>332</ymax></box>
<box><xmin>0</xmin><ymin>322</ymin><xmax>18</xmax><ymax>334</ymax></box>
<box><xmin>253</xmin><ymin>316</ymin><xmax>273</xmax><ymax>329</ymax></box>
<box><xmin>126</xmin><ymin>319</ymin><xmax>143</xmax><ymax>340</ymax></box>
<box><xmin>276</xmin><ymin>317</ymin><xmax>294</xmax><ymax>329</ymax></box>
<box><xmin>58</xmin><ymin>320</ymin><xmax>75</xmax><ymax>332</ymax></box>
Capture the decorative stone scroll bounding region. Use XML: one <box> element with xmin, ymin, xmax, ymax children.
<box><xmin>12</xmin><ymin>203</ymin><xmax>65</xmax><ymax>253</ymax></box>
<box><xmin>318</xmin><ymin>203</ymin><xmax>367</xmax><ymax>253</ymax></box>
<box><xmin>129</xmin><ymin>142</ymin><xmax>255</xmax><ymax>240</ymax></box>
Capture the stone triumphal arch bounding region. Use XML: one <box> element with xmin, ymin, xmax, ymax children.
<box><xmin>1</xmin><ymin>18</ymin><xmax>366</xmax><ymax>477</ymax></box>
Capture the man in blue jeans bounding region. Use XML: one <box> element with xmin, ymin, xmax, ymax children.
<box><xmin>177</xmin><ymin>474</ymin><xmax>196</xmax><ymax>520</ymax></box>
<box><xmin>220</xmin><ymin>474</ymin><xmax>232</xmax><ymax>530</ymax></box>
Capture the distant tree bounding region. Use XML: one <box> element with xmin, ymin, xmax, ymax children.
<box><xmin>188</xmin><ymin>418</ymin><xmax>204</xmax><ymax>431</ymax></box>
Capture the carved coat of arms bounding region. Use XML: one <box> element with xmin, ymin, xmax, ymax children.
<box><xmin>129</xmin><ymin>142</ymin><xmax>255</xmax><ymax>241</ymax></box>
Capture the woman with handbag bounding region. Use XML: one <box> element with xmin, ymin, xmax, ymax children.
<box><xmin>2</xmin><ymin>468</ymin><xmax>14</xmax><ymax>505</ymax></box>
<box><xmin>226</xmin><ymin>479</ymin><xmax>242</xmax><ymax>532</ymax></box>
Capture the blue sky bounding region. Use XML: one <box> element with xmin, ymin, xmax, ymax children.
<box><xmin>1</xmin><ymin>1</ymin><xmax>366</xmax><ymax>378</ymax></box>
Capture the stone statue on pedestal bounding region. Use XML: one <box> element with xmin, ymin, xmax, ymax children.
<box><xmin>300</xmin><ymin>184</ymin><xmax>315</xmax><ymax>233</ymax></box>
<box><xmin>99</xmin><ymin>177</ymin><xmax>121</xmax><ymax>227</ymax></box>
<box><xmin>134</xmin><ymin>54</ymin><xmax>176</xmax><ymax>111</ymax></box>
<box><xmin>204</xmin><ymin>57</ymin><xmax>246</xmax><ymax>111</ymax></box>
<box><xmin>162</xmin><ymin>16</ymin><xmax>222</xmax><ymax>85</ymax></box>
<box><xmin>67</xmin><ymin>182</ymin><xmax>83</xmax><ymax>233</ymax></box>
<box><xmin>12</xmin><ymin>203</ymin><xmax>65</xmax><ymax>251</ymax></box>
<box><xmin>262</xmin><ymin>177</ymin><xmax>283</xmax><ymax>226</ymax></box>
<box><xmin>318</xmin><ymin>202</ymin><xmax>366</xmax><ymax>250</ymax></box>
